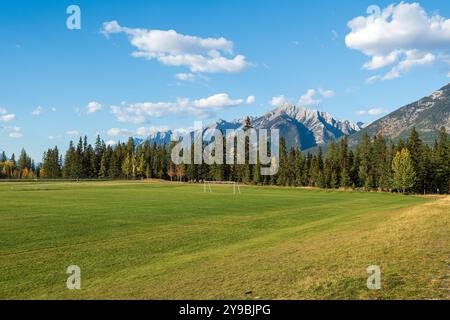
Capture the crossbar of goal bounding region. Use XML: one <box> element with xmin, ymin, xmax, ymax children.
<box><xmin>203</xmin><ymin>181</ymin><xmax>241</xmax><ymax>195</ymax></box>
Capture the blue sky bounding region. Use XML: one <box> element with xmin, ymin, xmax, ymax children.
<box><xmin>1</xmin><ymin>0</ymin><xmax>450</xmax><ymax>160</ymax></box>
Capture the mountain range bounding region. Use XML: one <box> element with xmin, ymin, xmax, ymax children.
<box><xmin>141</xmin><ymin>83</ymin><xmax>450</xmax><ymax>151</ymax></box>
<box><xmin>143</xmin><ymin>105</ymin><xmax>362</xmax><ymax>151</ymax></box>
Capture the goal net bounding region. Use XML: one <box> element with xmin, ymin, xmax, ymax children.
<box><xmin>203</xmin><ymin>181</ymin><xmax>241</xmax><ymax>195</ymax></box>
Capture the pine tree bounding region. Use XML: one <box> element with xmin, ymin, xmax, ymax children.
<box><xmin>253</xmin><ymin>154</ymin><xmax>261</xmax><ymax>185</ymax></box>
<box><xmin>42</xmin><ymin>147</ymin><xmax>62</xmax><ymax>178</ymax></box>
<box><xmin>109</xmin><ymin>143</ymin><xmax>123</xmax><ymax>178</ymax></box>
<box><xmin>294</xmin><ymin>149</ymin><xmax>304</xmax><ymax>186</ymax></box>
<box><xmin>63</xmin><ymin>141</ymin><xmax>76</xmax><ymax>178</ymax></box>
<box><xmin>406</xmin><ymin>127</ymin><xmax>423</xmax><ymax>192</ymax></box>
<box><xmin>339</xmin><ymin>137</ymin><xmax>351</xmax><ymax>188</ymax></box>
<box><xmin>276</xmin><ymin>138</ymin><xmax>288</xmax><ymax>185</ymax></box>
<box><xmin>357</xmin><ymin>131</ymin><xmax>373</xmax><ymax>190</ymax></box>
<box><xmin>99</xmin><ymin>147</ymin><xmax>112</xmax><ymax>178</ymax></box>
<box><xmin>434</xmin><ymin>127</ymin><xmax>449</xmax><ymax>194</ymax></box>
<box><xmin>18</xmin><ymin>148</ymin><xmax>32</xmax><ymax>178</ymax></box>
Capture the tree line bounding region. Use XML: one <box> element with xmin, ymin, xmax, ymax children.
<box><xmin>1</xmin><ymin>126</ymin><xmax>449</xmax><ymax>194</ymax></box>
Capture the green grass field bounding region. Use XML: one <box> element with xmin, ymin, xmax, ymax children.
<box><xmin>0</xmin><ymin>181</ymin><xmax>448</xmax><ymax>300</ymax></box>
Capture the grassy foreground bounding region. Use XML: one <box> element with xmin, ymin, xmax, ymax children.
<box><xmin>0</xmin><ymin>181</ymin><xmax>448</xmax><ymax>300</ymax></box>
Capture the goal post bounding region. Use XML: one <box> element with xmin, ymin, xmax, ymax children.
<box><xmin>203</xmin><ymin>181</ymin><xmax>241</xmax><ymax>195</ymax></box>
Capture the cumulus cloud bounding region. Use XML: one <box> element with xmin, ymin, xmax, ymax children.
<box><xmin>101</xmin><ymin>21</ymin><xmax>249</xmax><ymax>73</ymax></box>
<box><xmin>32</xmin><ymin>106</ymin><xmax>44</xmax><ymax>116</ymax></box>
<box><xmin>298</xmin><ymin>88</ymin><xmax>335</xmax><ymax>107</ymax></box>
<box><xmin>0</xmin><ymin>107</ymin><xmax>16</xmax><ymax>122</ymax></box>
<box><xmin>299</xmin><ymin>89</ymin><xmax>321</xmax><ymax>106</ymax></box>
<box><xmin>1</xmin><ymin>114</ymin><xmax>15</xmax><ymax>122</ymax></box>
<box><xmin>270</xmin><ymin>95</ymin><xmax>288</xmax><ymax>106</ymax></box>
<box><xmin>357</xmin><ymin>108</ymin><xmax>389</xmax><ymax>116</ymax></box>
<box><xmin>382</xmin><ymin>50</ymin><xmax>435</xmax><ymax>80</ymax></box>
<box><xmin>110</xmin><ymin>93</ymin><xmax>252</xmax><ymax>123</ymax></box>
<box><xmin>199</xmin><ymin>94</ymin><xmax>244</xmax><ymax>109</ymax></box>
<box><xmin>271</xmin><ymin>89</ymin><xmax>335</xmax><ymax>108</ymax></box>
<box><xmin>246</xmin><ymin>96</ymin><xmax>255</xmax><ymax>104</ymax></box>
<box><xmin>346</xmin><ymin>2</ymin><xmax>450</xmax><ymax>81</ymax></box>
<box><xmin>87</xmin><ymin>101</ymin><xmax>103</xmax><ymax>114</ymax></box>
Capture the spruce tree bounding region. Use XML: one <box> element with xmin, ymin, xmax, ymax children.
<box><xmin>434</xmin><ymin>127</ymin><xmax>449</xmax><ymax>194</ymax></box>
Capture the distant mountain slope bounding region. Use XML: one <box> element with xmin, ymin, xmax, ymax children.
<box><xmin>142</xmin><ymin>105</ymin><xmax>361</xmax><ymax>151</ymax></box>
<box><xmin>348</xmin><ymin>84</ymin><xmax>450</xmax><ymax>146</ymax></box>
<box><xmin>251</xmin><ymin>104</ymin><xmax>360</xmax><ymax>150</ymax></box>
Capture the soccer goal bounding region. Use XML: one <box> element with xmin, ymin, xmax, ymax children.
<box><xmin>203</xmin><ymin>181</ymin><xmax>241</xmax><ymax>195</ymax></box>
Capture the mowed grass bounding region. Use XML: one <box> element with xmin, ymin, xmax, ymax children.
<box><xmin>0</xmin><ymin>181</ymin><xmax>448</xmax><ymax>300</ymax></box>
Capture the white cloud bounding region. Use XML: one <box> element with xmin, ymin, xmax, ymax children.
<box><xmin>87</xmin><ymin>101</ymin><xmax>103</xmax><ymax>114</ymax></box>
<box><xmin>110</xmin><ymin>93</ymin><xmax>252</xmax><ymax>123</ymax></box>
<box><xmin>0</xmin><ymin>107</ymin><xmax>15</xmax><ymax>122</ymax></box>
<box><xmin>48</xmin><ymin>135</ymin><xmax>62</xmax><ymax>140</ymax></box>
<box><xmin>366</xmin><ymin>75</ymin><xmax>382</xmax><ymax>84</ymax></box>
<box><xmin>318</xmin><ymin>88</ymin><xmax>336</xmax><ymax>98</ymax></box>
<box><xmin>246</xmin><ymin>96</ymin><xmax>255</xmax><ymax>104</ymax></box>
<box><xmin>192</xmin><ymin>93</ymin><xmax>245</xmax><ymax>109</ymax></box>
<box><xmin>107</xmin><ymin>126</ymin><xmax>170</xmax><ymax>137</ymax></box>
<box><xmin>66</xmin><ymin>130</ymin><xmax>80</xmax><ymax>137</ymax></box>
<box><xmin>357</xmin><ymin>108</ymin><xmax>389</xmax><ymax>116</ymax></box>
<box><xmin>110</xmin><ymin>105</ymin><xmax>146</xmax><ymax>124</ymax></box>
<box><xmin>299</xmin><ymin>89</ymin><xmax>321</xmax><ymax>106</ymax></box>
<box><xmin>107</xmin><ymin>128</ymin><xmax>127</xmax><ymax>137</ymax></box>
<box><xmin>272</xmin><ymin>89</ymin><xmax>335</xmax><ymax>108</ymax></box>
<box><xmin>135</xmin><ymin>126</ymin><xmax>169</xmax><ymax>136</ymax></box>
<box><xmin>101</xmin><ymin>21</ymin><xmax>249</xmax><ymax>73</ymax></box>
<box><xmin>5</xmin><ymin>127</ymin><xmax>22</xmax><ymax>138</ymax></box>
<box><xmin>382</xmin><ymin>50</ymin><xmax>435</xmax><ymax>80</ymax></box>
<box><xmin>32</xmin><ymin>106</ymin><xmax>44</xmax><ymax>116</ymax></box>
<box><xmin>51</xmin><ymin>107</ymin><xmax>57</xmax><ymax>112</ymax></box>
<box><xmin>1</xmin><ymin>113</ymin><xmax>15</xmax><ymax>122</ymax></box>
<box><xmin>175</xmin><ymin>73</ymin><xmax>196</xmax><ymax>81</ymax></box>
<box><xmin>9</xmin><ymin>132</ymin><xmax>22</xmax><ymax>139</ymax></box>
<box><xmin>270</xmin><ymin>95</ymin><xmax>288</xmax><ymax>106</ymax></box>
<box><xmin>346</xmin><ymin>2</ymin><xmax>450</xmax><ymax>81</ymax></box>
<box><xmin>363</xmin><ymin>50</ymin><xmax>401</xmax><ymax>70</ymax></box>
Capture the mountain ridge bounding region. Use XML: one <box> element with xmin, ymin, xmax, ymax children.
<box><xmin>347</xmin><ymin>83</ymin><xmax>450</xmax><ymax>147</ymax></box>
<box><xmin>143</xmin><ymin>104</ymin><xmax>362</xmax><ymax>151</ymax></box>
